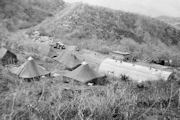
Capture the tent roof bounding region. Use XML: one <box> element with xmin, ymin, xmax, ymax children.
<box><xmin>54</xmin><ymin>51</ymin><xmax>81</xmax><ymax>69</ymax></box>
<box><xmin>38</xmin><ymin>43</ymin><xmax>57</xmax><ymax>57</ymax></box>
<box><xmin>0</xmin><ymin>48</ymin><xmax>8</xmax><ymax>59</ymax></box>
<box><xmin>64</xmin><ymin>63</ymin><xmax>102</xmax><ymax>83</ymax></box>
<box><xmin>11</xmin><ymin>57</ymin><xmax>49</xmax><ymax>78</ymax></box>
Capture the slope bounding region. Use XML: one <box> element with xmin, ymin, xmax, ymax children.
<box><xmin>157</xmin><ymin>16</ymin><xmax>180</xmax><ymax>29</ymax></box>
<box><xmin>0</xmin><ymin>0</ymin><xmax>65</xmax><ymax>31</ymax></box>
<box><xmin>37</xmin><ymin>3</ymin><xmax>180</xmax><ymax>46</ymax></box>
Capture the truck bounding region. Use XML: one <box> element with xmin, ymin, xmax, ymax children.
<box><xmin>51</xmin><ymin>41</ymin><xmax>65</xmax><ymax>49</ymax></box>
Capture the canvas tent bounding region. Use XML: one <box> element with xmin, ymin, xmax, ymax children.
<box><xmin>0</xmin><ymin>47</ymin><xmax>18</xmax><ymax>66</ymax></box>
<box><xmin>38</xmin><ymin>43</ymin><xmax>58</xmax><ymax>58</ymax></box>
<box><xmin>54</xmin><ymin>52</ymin><xmax>81</xmax><ymax>71</ymax></box>
<box><xmin>98</xmin><ymin>58</ymin><xmax>173</xmax><ymax>83</ymax></box>
<box><xmin>63</xmin><ymin>62</ymin><xmax>104</xmax><ymax>84</ymax></box>
<box><xmin>10</xmin><ymin>57</ymin><xmax>49</xmax><ymax>80</ymax></box>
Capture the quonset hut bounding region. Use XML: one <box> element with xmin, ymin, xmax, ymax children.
<box><xmin>98</xmin><ymin>58</ymin><xmax>173</xmax><ymax>82</ymax></box>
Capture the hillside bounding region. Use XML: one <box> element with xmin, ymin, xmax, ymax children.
<box><xmin>37</xmin><ymin>4</ymin><xmax>180</xmax><ymax>45</ymax></box>
<box><xmin>34</xmin><ymin>3</ymin><xmax>180</xmax><ymax>63</ymax></box>
<box><xmin>157</xmin><ymin>16</ymin><xmax>180</xmax><ymax>29</ymax></box>
<box><xmin>1</xmin><ymin>1</ymin><xmax>180</xmax><ymax>64</ymax></box>
<box><xmin>0</xmin><ymin>0</ymin><xmax>65</xmax><ymax>31</ymax></box>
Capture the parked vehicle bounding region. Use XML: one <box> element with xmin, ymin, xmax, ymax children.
<box><xmin>52</xmin><ymin>42</ymin><xmax>66</xmax><ymax>49</ymax></box>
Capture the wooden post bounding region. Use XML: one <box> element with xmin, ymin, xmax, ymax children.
<box><xmin>179</xmin><ymin>89</ymin><xmax>180</xmax><ymax>109</ymax></box>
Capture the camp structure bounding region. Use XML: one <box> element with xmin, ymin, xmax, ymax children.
<box><xmin>98</xmin><ymin>58</ymin><xmax>173</xmax><ymax>83</ymax></box>
<box><xmin>110</xmin><ymin>51</ymin><xmax>130</xmax><ymax>56</ymax></box>
<box><xmin>54</xmin><ymin>52</ymin><xmax>81</xmax><ymax>71</ymax></box>
<box><xmin>38</xmin><ymin>43</ymin><xmax>58</xmax><ymax>58</ymax></box>
<box><xmin>150</xmin><ymin>56</ymin><xmax>172</xmax><ymax>66</ymax></box>
<box><xmin>63</xmin><ymin>62</ymin><xmax>105</xmax><ymax>85</ymax></box>
<box><xmin>110</xmin><ymin>51</ymin><xmax>130</xmax><ymax>60</ymax></box>
<box><xmin>10</xmin><ymin>57</ymin><xmax>50</xmax><ymax>81</ymax></box>
<box><xmin>0</xmin><ymin>47</ymin><xmax>18</xmax><ymax>66</ymax></box>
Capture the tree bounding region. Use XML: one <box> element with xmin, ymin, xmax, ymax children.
<box><xmin>120</xmin><ymin>38</ymin><xmax>140</xmax><ymax>52</ymax></box>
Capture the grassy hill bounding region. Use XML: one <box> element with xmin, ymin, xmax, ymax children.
<box><xmin>0</xmin><ymin>0</ymin><xmax>65</xmax><ymax>31</ymax></box>
<box><xmin>157</xmin><ymin>16</ymin><xmax>180</xmax><ymax>29</ymax></box>
<box><xmin>1</xmin><ymin>1</ymin><xmax>180</xmax><ymax>64</ymax></box>
<box><xmin>37</xmin><ymin>3</ymin><xmax>180</xmax><ymax>45</ymax></box>
<box><xmin>34</xmin><ymin>3</ymin><xmax>180</xmax><ymax>64</ymax></box>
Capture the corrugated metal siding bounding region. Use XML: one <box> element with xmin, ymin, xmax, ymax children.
<box><xmin>98</xmin><ymin>58</ymin><xmax>172</xmax><ymax>82</ymax></box>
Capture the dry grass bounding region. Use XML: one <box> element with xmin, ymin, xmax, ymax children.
<box><xmin>0</xmin><ymin>38</ymin><xmax>179</xmax><ymax>120</ymax></box>
<box><xmin>0</xmin><ymin>66</ymin><xmax>180</xmax><ymax>120</ymax></box>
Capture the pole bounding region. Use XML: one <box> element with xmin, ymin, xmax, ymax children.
<box><xmin>179</xmin><ymin>89</ymin><xmax>180</xmax><ymax>109</ymax></box>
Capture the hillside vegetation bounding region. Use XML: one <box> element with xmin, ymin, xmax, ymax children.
<box><xmin>38</xmin><ymin>4</ymin><xmax>180</xmax><ymax>45</ymax></box>
<box><xmin>0</xmin><ymin>0</ymin><xmax>65</xmax><ymax>31</ymax></box>
<box><xmin>34</xmin><ymin>3</ymin><xmax>180</xmax><ymax>65</ymax></box>
<box><xmin>1</xmin><ymin>1</ymin><xmax>180</xmax><ymax>64</ymax></box>
<box><xmin>1</xmin><ymin>67</ymin><xmax>180</xmax><ymax>120</ymax></box>
<box><xmin>157</xmin><ymin>16</ymin><xmax>180</xmax><ymax>29</ymax></box>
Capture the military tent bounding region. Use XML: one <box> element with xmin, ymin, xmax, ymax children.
<box><xmin>54</xmin><ymin>52</ymin><xmax>81</xmax><ymax>71</ymax></box>
<box><xmin>38</xmin><ymin>43</ymin><xmax>58</xmax><ymax>58</ymax></box>
<box><xmin>63</xmin><ymin>62</ymin><xmax>104</xmax><ymax>85</ymax></box>
<box><xmin>10</xmin><ymin>57</ymin><xmax>50</xmax><ymax>80</ymax></box>
<box><xmin>0</xmin><ymin>47</ymin><xmax>18</xmax><ymax>66</ymax></box>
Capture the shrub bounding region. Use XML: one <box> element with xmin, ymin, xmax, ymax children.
<box><xmin>120</xmin><ymin>74</ymin><xmax>130</xmax><ymax>82</ymax></box>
